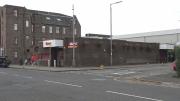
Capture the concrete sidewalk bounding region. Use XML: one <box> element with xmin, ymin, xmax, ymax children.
<box><xmin>9</xmin><ymin>63</ymin><xmax>170</xmax><ymax>72</ymax></box>
<box><xmin>9</xmin><ymin>65</ymin><xmax>106</xmax><ymax>72</ymax></box>
<box><xmin>9</xmin><ymin>63</ymin><xmax>146</xmax><ymax>72</ymax></box>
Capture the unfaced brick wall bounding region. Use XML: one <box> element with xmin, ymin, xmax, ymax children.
<box><xmin>64</xmin><ymin>38</ymin><xmax>159</xmax><ymax>67</ymax></box>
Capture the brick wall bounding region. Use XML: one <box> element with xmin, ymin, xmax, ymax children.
<box><xmin>64</xmin><ymin>38</ymin><xmax>159</xmax><ymax>67</ymax></box>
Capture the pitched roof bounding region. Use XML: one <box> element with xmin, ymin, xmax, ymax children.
<box><xmin>113</xmin><ymin>29</ymin><xmax>180</xmax><ymax>39</ymax></box>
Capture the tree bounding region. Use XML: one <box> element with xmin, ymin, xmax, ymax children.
<box><xmin>175</xmin><ymin>45</ymin><xmax>180</xmax><ymax>77</ymax></box>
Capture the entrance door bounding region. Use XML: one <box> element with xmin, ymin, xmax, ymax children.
<box><xmin>51</xmin><ymin>47</ymin><xmax>58</xmax><ymax>66</ymax></box>
<box><xmin>160</xmin><ymin>49</ymin><xmax>175</xmax><ymax>63</ymax></box>
<box><xmin>51</xmin><ymin>48</ymin><xmax>63</xmax><ymax>67</ymax></box>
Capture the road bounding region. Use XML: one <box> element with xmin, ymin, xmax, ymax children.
<box><xmin>0</xmin><ymin>64</ymin><xmax>179</xmax><ymax>101</ymax></box>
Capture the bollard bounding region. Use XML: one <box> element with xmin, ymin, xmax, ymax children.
<box><xmin>54</xmin><ymin>60</ymin><xmax>56</xmax><ymax>68</ymax></box>
<box><xmin>48</xmin><ymin>60</ymin><xmax>50</xmax><ymax>67</ymax></box>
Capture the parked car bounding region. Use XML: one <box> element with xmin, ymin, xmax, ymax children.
<box><xmin>0</xmin><ymin>56</ymin><xmax>11</xmax><ymax>68</ymax></box>
<box><xmin>171</xmin><ymin>61</ymin><xmax>177</xmax><ymax>71</ymax></box>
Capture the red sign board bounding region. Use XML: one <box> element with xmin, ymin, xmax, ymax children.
<box><xmin>68</xmin><ymin>42</ymin><xmax>78</xmax><ymax>48</ymax></box>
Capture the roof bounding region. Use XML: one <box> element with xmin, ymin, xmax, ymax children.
<box><xmin>113</xmin><ymin>29</ymin><xmax>180</xmax><ymax>39</ymax></box>
<box><xmin>3</xmin><ymin>5</ymin><xmax>72</xmax><ymax>18</ymax></box>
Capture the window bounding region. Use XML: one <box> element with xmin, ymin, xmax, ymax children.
<box><xmin>32</xmin><ymin>24</ymin><xmax>34</xmax><ymax>32</ymax></box>
<box><xmin>15</xmin><ymin>38</ymin><xmax>18</xmax><ymax>44</ymax></box>
<box><xmin>26</xmin><ymin>49</ymin><xmax>30</xmax><ymax>53</ymax></box>
<box><xmin>14</xmin><ymin>24</ymin><xmax>18</xmax><ymax>30</ymax></box>
<box><xmin>63</xmin><ymin>27</ymin><xmax>66</xmax><ymax>34</ymax></box>
<box><xmin>32</xmin><ymin>41</ymin><xmax>34</xmax><ymax>45</ymax></box>
<box><xmin>42</xmin><ymin>26</ymin><xmax>46</xmax><ymax>33</ymax></box>
<box><xmin>46</xmin><ymin>17</ymin><xmax>50</xmax><ymax>20</ymax></box>
<box><xmin>49</xmin><ymin>26</ymin><xmax>52</xmax><ymax>33</ymax></box>
<box><xmin>14</xmin><ymin>52</ymin><xmax>18</xmax><ymax>58</ymax></box>
<box><xmin>34</xmin><ymin>47</ymin><xmax>39</xmax><ymax>52</ymax></box>
<box><xmin>57</xmin><ymin>18</ymin><xmax>62</xmax><ymax>21</ymax></box>
<box><xmin>26</xmin><ymin>36</ymin><xmax>29</xmax><ymax>40</ymax></box>
<box><xmin>56</xmin><ymin>27</ymin><xmax>60</xmax><ymax>33</ymax></box>
<box><xmin>14</xmin><ymin>10</ymin><xmax>17</xmax><ymax>16</ymax></box>
<box><xmin>26</xmin><ymin>20</ymin><xmax>29</xmax><ymax>27</ymax></box>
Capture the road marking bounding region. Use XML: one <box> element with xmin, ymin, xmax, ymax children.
<box><xmin>113</xmin><ymin>71</ymin><xmax>135</xmax><ymax>75</ymax></box>
<box><xmin>44</xmin><ymin>80</ymin><xmax>82</xmax><ymax>88</ymax></box>
<box><xmin>0</xmin><ymin>71</ymin><xmax>8</xmax><ymax>75</ymax></box>
<box><xmin>22</xmin><ymin>76</ymin><xmax>33</xmax><ymax>79</ymax></box>
<box><xmin>106</xmin><ymin>91</ymin><xmax>163</xmax><ymax>101</ymax></box>
<box><xmin>92</xmin><ymin>78</ymin><xmax>106</xmax><ymax>81</ymax></box>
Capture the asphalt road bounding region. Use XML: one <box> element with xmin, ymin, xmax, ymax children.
<box><xmin>0</xmin><ymin>65</ymin><xmax>179</xmax><ymax>101</ymax></box>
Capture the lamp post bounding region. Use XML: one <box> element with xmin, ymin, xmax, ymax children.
<box><xmin>110</xmin><ymin>1</ymin><xmax>123</xmax><ymax>66</ymax></box>
<box><xmin>72</xmin><ymin>4</ymin><xmax>76</xmax><ymax>67</ymax></box>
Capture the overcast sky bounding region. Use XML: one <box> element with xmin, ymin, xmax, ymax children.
<box><xmin>1</xmin><ymin>0</ymin><xmax>180</xmax><ymax>36</ymax></box>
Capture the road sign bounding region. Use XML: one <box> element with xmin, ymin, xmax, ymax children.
<box><xmin>68</xmin><ymin>42</ymin><xmax>78</xmax><ymax>48</ymax></box>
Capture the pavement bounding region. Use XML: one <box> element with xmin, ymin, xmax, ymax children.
<box><xmin>10</xmin><ymin>63</ymin><xmax>170</xmax><ymax>71</ymax></box>
<box><xmin>10</xmin><ymin>64</ymin><xmax>148</xmax><ymax>72</ymax></box>
<box><xmin>10</xmin><ymin>63</ymin><xmax>180</xmax><ymax>86</ymax></box>
<box><xmin>9</xmin><ymin>64</ymin><xmax>113</xmax><ymax>72</ymax></box>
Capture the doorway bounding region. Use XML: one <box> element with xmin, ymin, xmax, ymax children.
<box><xmin>51</xmin><ymin>47</ymin><xmax>63</xmax><ymax>67</ymax></box>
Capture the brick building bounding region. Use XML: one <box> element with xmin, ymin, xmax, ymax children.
<box><xmin>0</xmin><ymin>5</ymin><xmax>160</xmax><ymax>67</ymax></box>
<box><xmin>0</xmin><ymin>5</ymin><xmax>81</xmax><ymax>65</ymax></box>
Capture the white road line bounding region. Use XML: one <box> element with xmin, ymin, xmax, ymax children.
<box><xmin>113</xmin><ymin>71</ymin><xmax>135</xmax><ymax>75</ymax></box>
<box><xmin>92</xmin><ymin>78</ymin><xmax>106</xmax><ymax>81</ymax></box>
<box><xmin>0</xmin><ymin>71</ymin><xmax>8</xmax><ymax>75</ymax></box>
<box><xmin>106</xmin><ymin>91</ymin><xmax>163</xmax><ymax>101</ymax></box>
<box><xmin>44</xmin><ymin>80</ymin><xmax>83</xmax><ymax>88</ymax></box>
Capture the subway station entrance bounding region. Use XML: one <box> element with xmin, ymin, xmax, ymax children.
<box><xmin>50</xmin><ymin>47</ymin><xmax>64</xmax><ymax>66</ymax></box>
<box><xmin>43</xmin><ymin>40</ymin><xmax>64</xmax><ymax>67</ymax></box>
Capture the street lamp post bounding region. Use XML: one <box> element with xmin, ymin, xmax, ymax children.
<box><xmin>110</xmin><ymin>1</ymin><xmax>123</xmax><ymax>66</ymax></box>
<box><xmin>72</xmin><ymin>4</ymin><xmax>76</xmax><ymax>67</ymax></box>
